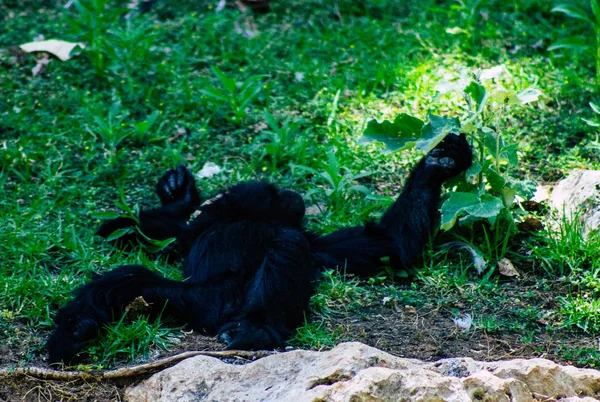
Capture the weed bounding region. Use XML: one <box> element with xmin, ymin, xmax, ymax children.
<box><xmin>559</xmin><ymin>296</ymin><xmax>600</xmax><ymax>335</ymax></box>
<box><xmin>529</xmin><ymin>214</ymin><xmax>600</xmax><ymax>276</ymax></box>
<box><xmin>550</xmin><ymin>1</ymin><xmax>600</xmax><ymax>87</ymax></box>
<box><xmin>297</xmin><ymin>150</ymin><xmax>372</xmax><ymax>210</ymax></box>
<box><xmin>310</xmin><ymin>269</ymin><xmax>364</xmax><ymax>316</ymax></box>
<box><xmin>557</xmin><ymin>345</ymin><xmax>600</xmax><ymax>367</ymax></box>
<box><xmin>289</xmin><ymin>318</ymin><xmax>342</xmax><ymax>350</ymax></box>
<box><xmin>65</xmin><ymin>0</ymin><xmax>127</xmax><ymax>76</ymax></box>
<box><xmin>202</xmin><ymin>67</ymin><xmax>264</xmax><ymax>124</ymax></box>
<box><xmin>251</xmin><ymin>112</ymin><xmax>308</xmax><ymax>170</ymax></box>
<box><xmin>92</xmin><ymin>190</ymin><xmax>177</xmax><ymax>253</ymax></box>
<box><xmin>359</xmin><ymin>69</ymin><xmax>540</xmax><ymax>234</ymax></box>
<box><xmin>105</xmin><ymin>19</ymin><xmax>156</xmax><ymax>87</ymax></box>
<box><xmin>84</xmin><ymin>312</ymin><xmax>180</xmax><ymax>367</ymax></box>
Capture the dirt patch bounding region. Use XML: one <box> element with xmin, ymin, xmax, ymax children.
<box><xmin>344</xmin><ymin>305</ymin><xmax>594</xmax><ymax>363</ymax></box>
<box><xmin>325</xmin><ymin>276</ymin><xmax>597</xmax><ymax>366</ymax></box>
<box><xmin>0</xmin><ymin>377</ymin><xmax>123</xmax><ymax>402</ymax></box>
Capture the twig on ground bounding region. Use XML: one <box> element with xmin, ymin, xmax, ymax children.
<box><xmin>0</xmin><ymin>350</ymin><xmax>274</xmax><ymax>381</ymax></box>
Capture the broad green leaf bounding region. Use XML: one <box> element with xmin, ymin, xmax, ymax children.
<box><xmin>417</xmin><ymin>114</ymin><xmax>461</xmax><ymax>152</ymax></box>
<box><xmin>501</xmin><ymin>187</ymin><xmax>517</xmax><ymax>207</ymax></box>
<box><xmin>264</xmin><ymin>143</ymin><xmax>279</xmax><ymax>157</ymax></box>
<box><xmin>506</xmin><ymin>178</ymin><xmax>537</xmax><ymax>200</ymax></box>
<box><xmin>465</xmin><ymin>81</ymin><xmax>487</xmax><ymax>111</ymax></box>
<box><xmin>106</xmin><ymin>227</ymin><xmax>134</xmax><ymax>242</ymax></box>
<box><xmin>146</xmin><ymin>237</ymin><xmax>177</xmax><ymax>248</ymax></box>
<box><xmin>263</xmin><ymin>111</ymin><xmax>278</xmax><ymax>130</ymax></box>
<box><xmin>359</xmin><ymin>113</ymin><xmax>425</xmax><ymax>153</ymax></box>
<box><xmin>490</xmin><ymin>89</ymin><xmax>520</xmax><ymax>105</ymax></box>
<box><xmin>134</xmin><ymin>121</ymin><xmax>149</xmax><ymax>135</ymax></box>
<box><xmin>440</xmin><ymin>193</ymin><xmax>504</xmax><ymax>230</ymax></box>
<box><xmin>463</xmin><ymin>194</ymin><xmax>504</xmax><ymax>219</ymax></box>
<box><xmin>548</xmin><ymin>37</ymin><xmax>590</xmax><ymax>51</ymax></box>
<box><xmin>551</xmin><ymin>4</ymin><xmax>593</xmax><ymax>25</ymax></box>
<box><xmin>590</xmin><ymin>102</ymin><xmax>600</xmax><ymax>114</ymax></box>
<box><xmin>465</xmin><ymin>162</ymin><xmax>482</xmax><ymax>184</ymax></box>
<box><xmin>440</xmin><ymin>192</ymin><xmax>480</xmax><ymax>230</ymax></box>
<box><xmin>349</xmin><ymin>185</ymin><xmax>371</xmax><ymax>195</ymax></box>
<box><xmin>91</xmin><ymin>211</ymin><xmax>121</xmax><ymax>220</ymax></box>
<box><xmin>238</xmin><ymin>85</ymin><xmax>262</xmax><ymax>108</ymax></box>
<box><xmin>134</xmin><ymin>111</ymin><xmax>159</xmax><ymax>135</ymax></box>
<box><xmin>461</xmin><ymin>120</ymin><xmax>477</xmax><ymax>134</ymax></box>
<box><xmin>143</xmin><ymin>236</ymin><xmax>177</xmax><ymax>253</ymax></box>
<box><xmin>485</xmin><ymin>168</ymin><xmax>505</xmax><ymax>192</ymax></box>
<box><xmin>483</xmin><ymin>127</ymin><xmax>503</xmax><ymax>156</ymax></box>
<box><xmin>500</xmin><ymin>143</ymin><xmax>519</xmax><ymax>166</ymax></box>
<box><xmin>517</xmin><ymin>88</ymin><xmax>543</xmax><ymax>104</ymax></box>
<box><xmin>593</xmin><ymin>0</ymin><xmax>600</xmax><ymax>20</ymax></box>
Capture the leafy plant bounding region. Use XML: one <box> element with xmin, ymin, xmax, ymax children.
<box><xmin>86</xmin><ymin>103</ymin><xmax>161</xmax><ymax>165</ymax></box>
<box><xmin>549</xmin><ymin>1</ymin><xmax>600</xmax><ymax>86</ymax></box>
<box><xmin>310</xmin><ymin>269</ymin><xmax>364</xmax><ymax>317</ymax></box>
<box><xmin>557</xmin><ymin>346</ymin><xmax>600</xmax><ymax>367</ymax></box>
<box><xmin>65</xmin><ymin>0</ymin><xmax>127</xmax><ymax>76</ymax></box>
<box><xmin>252</xmin><ymin>112</ymin><xmax>308</xmax><ymax>170</ymax></box>
<box><xmin>105</xmin><ymin>19</ymin><xmax>157</xmax><ymax>90</ymax></box>
<box><xmin>582</xmin><ymin>101</ymin><xmax>600</xmax><ymax>128</ymax></box>
<box><xmin>202</xmin><ymin>67</ymin><xmax>264</xmax><ymax>123</ymax></box>
<box><xmin>92</xmin><ymin>190</ymin><xmax>176</xmax><ymax>253</ymax></box>
<box><xmin>86</xmin><ymin>102</ymin><xmax>130</xmax><ymax>154</ymax></box>
<box><xmin>296</xmin><ymin>150</ymin><xmax>372</xmax><ymax>210</ymax></box>
<box><xmin>288</xmin><ymin>317</ymin><xmax>341</xmax><ymax>349</ymax></box>
<box><xmin>559</xmin><ymin>295</ymin><xmax>600</xmax><ymax>335</ymax></box>
<box><xmin>529</xmin><ymin>213</ymin><xmax>600</xmax><ymax>276</ymax></box>
<box><xmin>85</xmin><ymin>311</ymin><xmax>180</xmax><ymax>367</ymax></box>
<box><xmin>359</xmin><ymin>67</ymin><xmax>540</xmax><ymax>231</ymax></box>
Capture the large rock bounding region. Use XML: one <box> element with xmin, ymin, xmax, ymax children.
<box><xmin>126</xmin><ymin>342</ymin><xmax>600</xmax><ymax>402</ymax></box>
<box><xmin>550</xmin><ymin>170</ymin><xmax>600</xmax><ymax>236</ymax></box>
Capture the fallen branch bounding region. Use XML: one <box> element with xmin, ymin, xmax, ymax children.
<box><xmin>0</xmin><ymin>350</ymin><xmax>275</xmax><ymax>381</ymax></box>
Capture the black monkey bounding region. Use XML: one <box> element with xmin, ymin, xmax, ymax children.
<box><xmin>46</xmin><ymin>134</ymin><xmax>472</xmax><ymax>364</ymax></box>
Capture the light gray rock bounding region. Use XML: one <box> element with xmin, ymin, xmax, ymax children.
<box><xmin>550</xmin><ymin>170</ymin><xmax>600</xmax><ymax>236</ymax></box>
<box><xmin>126</xmin><ymin>342</ymin><xmax>600</xmax><ymax>402</ymax></box>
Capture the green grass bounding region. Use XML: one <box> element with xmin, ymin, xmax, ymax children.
<box><xmin>2</xmin><ymin>0</ymin><xmax>600</xmax><ymax>367</ymax></box>
<box><xmin>289</xmin><ymin>318</ymin><xmax>343</xmax><ymax>350</ymax></box>
<box><xmin>529</xmin><ymin>215</ymin><xmax>600</xmax><ymax>276</ymax></box>
<box><xmin>83</xmin><ymin>313</ymin><xmax>181</xmax><ymax>368</ymax></box>
<box><xmin>557</xmin><ymin>345</ymin><xmax>600</xmax><ymax>368</ymax></box>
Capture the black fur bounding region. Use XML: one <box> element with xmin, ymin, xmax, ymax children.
<box><xmin>47</xmin><ymin>134</ymin><xmax>472</xmax><ymax>364</ymax></box>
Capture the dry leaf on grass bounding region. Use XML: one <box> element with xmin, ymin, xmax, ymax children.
<box><xmin>517</xmin><ymin>216</ymin><xmax>544</xmax><ymax>232</ymax></box>
<box><xmin>196</xmin><ymin>162</ymin><xmax>222</xmax><ymax>179</ymax></box>
<box><xmin>20</xmin><ymin>39</ymin><xmax>85</xmax><ymax>61</ymax></box>
<box><xmin>497</xmin><ymin>258</ymin><xmax>519</xmax><ymax>277</ymax></box>
<box><xmin>403</xmin><ymin>305</ymin><xmax>417</xmax><ymax>315</ymax></box>
<box><xmin>124</xmin><ymin>296</ymin><xmax>151</xmax><ymax>315</ymax></box>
